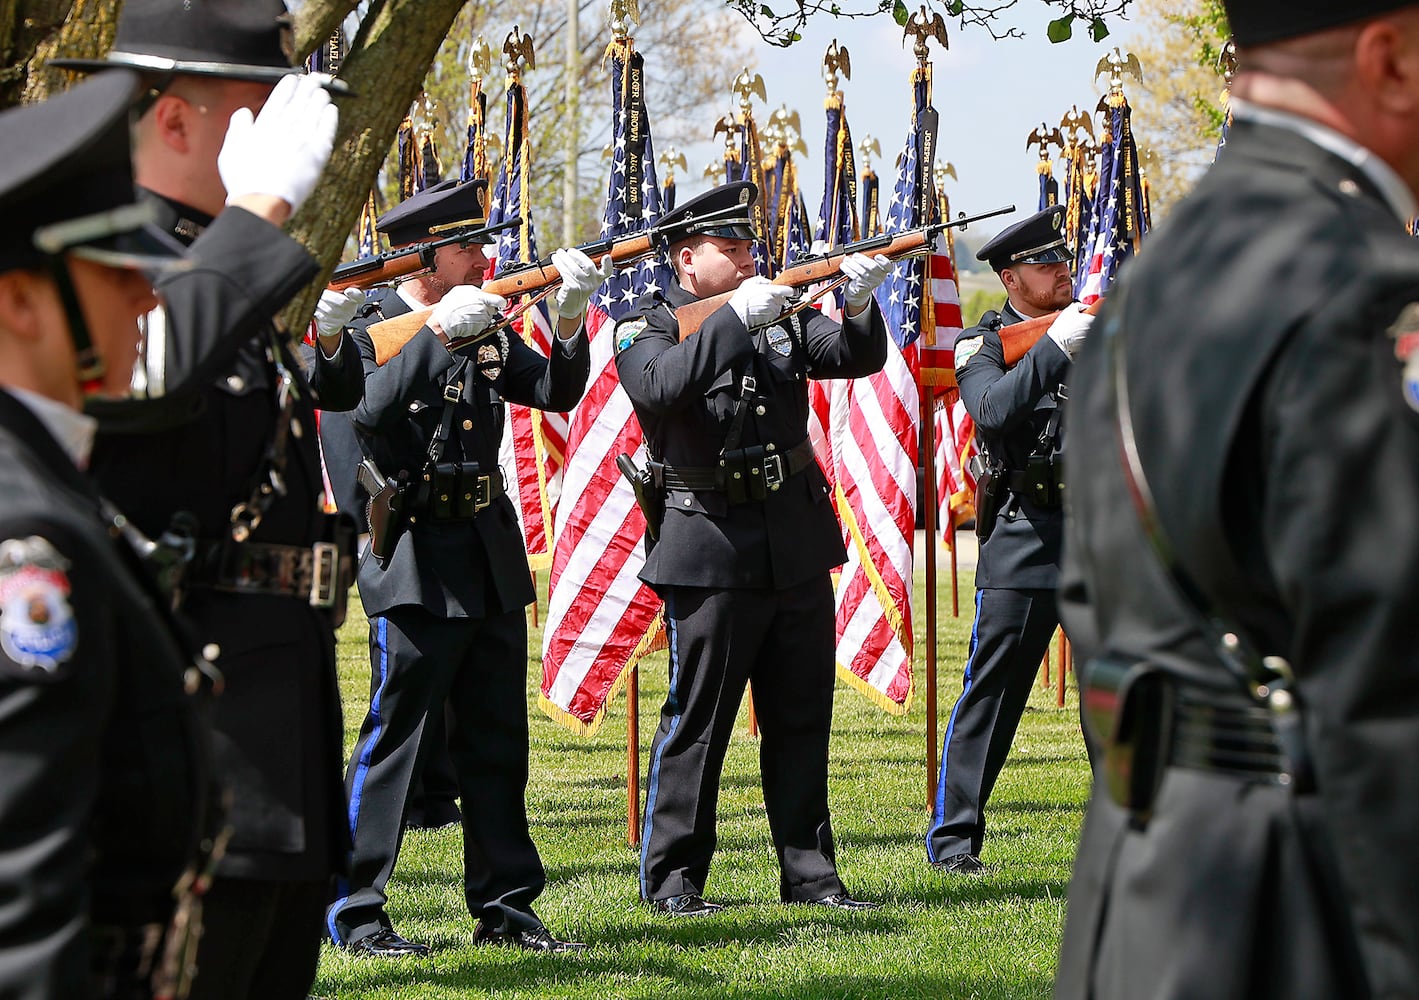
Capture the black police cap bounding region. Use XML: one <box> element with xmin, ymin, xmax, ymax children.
<box><xmin>975</xmin><ymin>207</ymin><xmax>1071</xmax><ymax>273</ymax></box>
<box><xmin>0</xmin><ymin>70</ymin><xmax>186</xmax><ymax>274</ymax></box>
<box><xmin>657</xmin><ymin>181</ymin><xmax>759</xmax><ymax>246</ymax></box>
<box><xmin>377</xmin><ymin>180</ymin><xmax>494</xmax><ymax>247</ymax></box>
<box><xmin>50</xmin><ymin>0</ymin><xmax>349</xmax><ymax>95</ymax></box>
<box><xmin>1223</xmin><ymin>0</ymin><xmax>1419</xmax><ymax>47</ymax></box>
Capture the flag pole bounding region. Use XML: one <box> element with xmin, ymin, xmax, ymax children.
<box><xmin>627</xmin><ymin>665</ymin><xmax>641</xmax><ymax>846</ymax></box>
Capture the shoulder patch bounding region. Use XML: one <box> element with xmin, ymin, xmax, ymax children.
<box><xmin>615</xmin><ymin>318</ymin><xmax>648</xmax><ymax>355</ymax></box>
<box><xmin>0</xmin><ymin>537</ymin><xmax>78</xmax><ymax>682</ymax></box>
<box><xmin>954</xmin><ymin>335</ymin><xmax>984</xmax><ymax>368</ymax></box>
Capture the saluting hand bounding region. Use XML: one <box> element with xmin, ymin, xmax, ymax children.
<box><xmin>840</xmin><ymin>253</ymin><xmax>894</xmax><ymax>310</ymax></box>
<box><xmin>551</xmin><ymin>247</ymin><xmax>615</xmax><ymax>319</ymax></box>
<box><xmin>217</xmin><ymin>73</ymin><xmax>338</xmax><ymax>215</ymax></box>
<box><xmin>728</xmin><ymin>276</ymin><xmax>794</xmax><ymax>330</ymax></box>
<box><xmin>429</xmin><ymin>285</ymin><xmax>509</xmax><ymax>346</ymax></box>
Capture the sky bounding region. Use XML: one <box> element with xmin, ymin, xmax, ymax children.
<box><xmin>652</xmin><ymin>6</ymin><xmax>1141</xmax><ymax>255</ymax></box>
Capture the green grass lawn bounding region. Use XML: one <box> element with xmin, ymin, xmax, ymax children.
<box><xmin>313</xmin><ymin>568</ymin><xmax>1091</xmax><ymax>999</ymax></box>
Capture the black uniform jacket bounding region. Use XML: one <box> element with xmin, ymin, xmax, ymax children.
<box><xmin>0</xmin><ymin>392</ymin><xmax>207</xmax><ymax>996</ymax></box>
<box><xmin>88</xmin><ymin>195</ymin><xmax>360</xmax><ymax>878</ymax></box>
<box><xmin>615</xmin><ymin>282</ymin><xmax>888</xmax><ymax>590</ymax></box>
<box><xmin>1056</xmin><ymin>120</ymin><xmax>1419</xmax><ymax>998</ymax></box>
<box><xmin>352</xmin><ymin>304</ymin><xmax>590</xmax><ymax>620</ymax></box>
<box><xmin>954</xmin><ymin>301</ymin><xmax>1070</xmax><ymax>589</ymax></box>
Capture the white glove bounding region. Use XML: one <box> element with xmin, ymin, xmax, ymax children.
<box><xmin>727</xmin><ymin>276</ymin><xmax>794</xmax><ymax>330</ymax></box>
<box><xmin>551</xmin><ymin>247</ymin><xmax>614</xmax><ymax>318</ymax></box>
<box><xmin>218</xmin><ymin>73</ymin><xmax>338</xmax><ymax>213</ymax></box>
<box><xmin>840</xmin><ymin>253</ymin><xmax>894</xmax><ymax>309</ymax></box>
<box><xmin>313</xmin><ymin>287</ymin><xmax>366</xmax><ymax>339</ymax></box>
<box><xmin>428</xmin><ymin>285</ymin><xmax>508</xmax><ymax>343</ymax></box>
<box><xmin>1046</xmin><ymin>301</ymin><xmax>1094</xmax><ymax>359</ymax></box>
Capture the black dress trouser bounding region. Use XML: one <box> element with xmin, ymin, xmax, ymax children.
<box><xmin>326</xmin><ymin>604</ymin><xmax>545</xmax><ymax>944</ymax></box>
<box><xmin>926</xmin><ymin>587</ymin><xmax>1059</xmax><ymax>862</ymax></box>
<box><xmin>640</xmin><ymin>575</ymin><xmax>846</xmax><ymax>903</ymax></box>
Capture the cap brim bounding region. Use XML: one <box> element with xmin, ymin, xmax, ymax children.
<box><xmin>1014</xmin><ymin>245</ymin><xmax>1073</xmax><ymax>266</ymax></box>
<box><xmin>687</xmin><ymin>223</ymin><xmax>759</xmax><ymax>241</ymax></box>
<box><xmin>34</xmin><ymin>202</ymin><xmax>190</xmax><ymax>276</ymax></box>
<box><xmin>49</xmin><ymin>54</ymin><xmax>354</xmax><ymax>96</ymax></box>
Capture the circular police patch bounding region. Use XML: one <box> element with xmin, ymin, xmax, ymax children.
<box><xmin>0</xmin><ymin>537</ymin><xmax>78</xmax><ymax>681</ymax></box>
<box><xmin>615</xmin><ymin>318</ymin><xmax>647</xmax><ymax>354</ymax></box>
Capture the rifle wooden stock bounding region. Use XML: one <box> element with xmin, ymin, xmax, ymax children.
<box><xmin>673</xmin><ymin>229</ymin><xmax>943</xmax><ymax>341</ymax></box>
<box><xmin>363</xmin><ymin>232</ymin><xmax>656</xmax><ymax>366</ymax></box>
<box><xmin>999</xmin><ymin>298</ymin><xmax>1103</xmax><ymax>366</ymax></box>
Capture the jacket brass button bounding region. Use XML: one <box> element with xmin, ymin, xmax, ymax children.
<box><xmin>462</xmin><ymin>419</ymin><xmax>473</xmax><ymax>430</ymax></box>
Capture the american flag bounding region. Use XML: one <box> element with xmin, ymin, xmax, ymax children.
<box><xmin>1076</xmin><ymin>99</ymin><xmax>1147</xmax><ymax>304</ymax></box>
<box><xmin>827</xmin><ymin>70</ymin><xmax>940</xmax><ymax>714</ymax></box>
<box><xmin>539</xmin><ymin>45</ymin><xmax>676</xmax><ymax>733</ymax></box>
<box><xmin>487</xmin><ymin>75</ymin><xmax>564</xmax><ymax>571</ymax></box>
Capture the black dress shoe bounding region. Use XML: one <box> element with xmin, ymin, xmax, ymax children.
<box><xmin>346</xmin><ymin>928</ymin><xmax>431</xmax><ymax>957</ymax></box>
<box><xmin>649</xmin><ymin>893</ymin><xmax>724</xmax><ymax>917</ymax></box>
<box><xmin>471</xmin><ymin>921</ymin><xmax>587</xmax><ymax>953</ymax></box>
<box><xmin>933</xmin><ymin>852</ymin><xmax>986</xmax><ymax>874</ymax></box>
<box><xmin>404</xmin><ymin>801</ymin><xmax>462</xmax><ymax>831</ymax></box>
<box><xmin>803</xmin><ymin>892</ymin><xmax>881</xmax><ymax>911</ymax></box>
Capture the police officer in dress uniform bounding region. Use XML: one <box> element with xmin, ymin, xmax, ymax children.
<box><xmin>924</xmin><ymin>207</ymin><xmax>1094</xmax><ymax>874</ymax></box>
<box><xmin>310</xmin><ymin>181</ymin><xmax>476</xmax><ymax>834</ymax></box>
<box><xmin>1055</xmin><ymin>3</ymin><xmax>1419</xmax><ymax>997</ymax></box>
<box><xmin>52</xmin><ymin>3</ymin><xmax>358</xmax><ymax>997</ymax></box>
<box><xmin>0</xmin><ymin>70</ymin><xmax>211</xmax><ymax>999</ymax></box>
<box><xmin>325</xmin><ymin>192</ymin><xmax>609</xmax><ymax>957</ymax></box>
<box><xmin>614</xmin><ymin>181</ymin><xmax>893</xmax><ymax>915</ymax></box>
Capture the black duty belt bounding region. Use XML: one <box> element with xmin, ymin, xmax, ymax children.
<box><xmin>189</xmin><ymin>539</ymin><xmax>346</xmax><ymax>610</ymax></box>
<box><xmin>658</xmin><ymin>438</ymin><xmax>817</xmax><ymax>493</ymax></box>
<box><xmin>1170</xmin><ymin>687</ymin><xmax>1287</xmax><ymax>782</ymax></box>
<box><xmin>405</xmin><ymin>467</ymin><xmax>506</xmax><ymax>520</ymax></box>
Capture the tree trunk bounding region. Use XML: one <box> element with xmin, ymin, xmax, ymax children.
<box><xmin>1</xmin><ymin>0</ymin><xmax>81</xmax><ymax>108</ymax></box>
<box><xmin>280</xmin><ymin>0</ymin><xmax>469</xmax><ymax>331</ymax></box>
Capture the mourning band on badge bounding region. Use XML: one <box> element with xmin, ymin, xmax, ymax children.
<box><xmin>1389</xmin><ymin>302</ymin><xmax>1419</xmax><ymax>413</ymax></box>
<box><xmin>0</xmin><ymin>536</ymin><xmax>79</xmax><ymax>682</ymax></box>
<box><xmin>474</xmin><ymin>333</ymin><xmax>508</xmax><ymax>382</ymax></box>
<box><xmin>766</xmin><ymin>325</ymin><xmax>793</xmax><ymax>357</ymax></box>
<box><xmin>615</xmin><ymin>318</ymin><xmax>647</xmax><ymax>354</ymax></box>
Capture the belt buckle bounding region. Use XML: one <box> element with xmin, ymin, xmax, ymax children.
<box><xmin>309</xmin><ymin>541</ymin><xmax>339</xmax><ymax>608</ymax></box>
<box><xmin>443</xmin><ymin>380</ymin><xmax>463</xmax><ymax>403</ymax></box>
<box><xmin>763</xmin><ymin>452</ymin><xmax>786</xmax><ymax>491</ymax></box>
<box><xmin>472</xmin><ymin>474</ymin><xmax>492</xmax><ymax>513</ymax></box>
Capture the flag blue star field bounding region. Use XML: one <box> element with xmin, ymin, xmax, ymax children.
<box><xmin>1077</xmin><ymin>99</ymin><xmax>1148</xmax><ymax>304</ymax></box>
<box><xmin>876</xmin><ymin>79</ymin><xmax>930</xmax><ymax>352</ymax></box>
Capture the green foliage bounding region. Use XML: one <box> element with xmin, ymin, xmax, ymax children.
<box><xmin>317</xmin><ymin>565</ymin><xmax>1091</xmax><ymax>999</ymax></box>
<box><xmin>1046</xmin><ymin>15</ymin><xmax>1074</xmax><ymax>43</ymax></box>
<box><xmin>892</xmin><ymin>0</ymin><xmax>909</xmax><ymax>26</ymax></box>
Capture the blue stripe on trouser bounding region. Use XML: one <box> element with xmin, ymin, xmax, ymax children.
<box><xmin>926</xmin><ymin>589</ymin><xmax>984</xmax><ymax>864</ymax></box>
<box><xmin>639</xmin><ymin>592</ymin><xmax>684</xmax><ymax>900</ymax></box>
<box><xmin>327</xmin><ymin>615</ymin><xmax>392</xmax><ymax>943</ymax></box>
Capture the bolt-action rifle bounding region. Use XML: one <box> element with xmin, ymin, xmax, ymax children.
<box><xmin>360</xmin><ymin>203</ymin><xmax>758</xmax><ymax>366</ymax></box>
<box><xmin>326</xmin><ymin>216</ymin><xmax>524</xmax><ymax>292</ymax></box>
<box><xmin>671</xmin><ymin>204</ymin><xmax>1016</xmax><ymax>340</ymax></box>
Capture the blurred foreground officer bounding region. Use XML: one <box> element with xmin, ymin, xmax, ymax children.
<box><xmin>54</xmin><ymin>3</ymin><xmax>357</xmax><ymax>997</ymax></box>
<box><xmin>326</xmin><ymin>187</ymin><xmax>606</xmax><ymax>957</ymax></box>
<box><xmin>925</xmin><ymin>207</ymin><xmax>1092</xmax><ymax>874</ymax></box>
<box><xmin>0</xmin><ymin>70</ymin><xmax>211</xmax><ymax>999</ymax></box>
<box><xmin>1055</xmin><ymin>3</ymin><xmax>1419</xmax><ymax>997</ymax></box>
<box><xmin>615</xmin><ymin>181</ymin><xmax>892</xmax><ymax>915</ymax></box>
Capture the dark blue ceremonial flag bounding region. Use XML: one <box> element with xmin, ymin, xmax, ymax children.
<box><xmin>461</xmin><ymin>90</ymin><xmax>488</xmax><ymax>184</ymax></box>
<box><xmin>725</xmin><ymin>117</ymin><xmax>773</xmax><ymax>277</ymax></box>
<box><xmin>1039</xmin><ymin>169</ymin><xmax>1059</xmax><ymax>211</ymax></box>
<box><xmin>817</xmin><ymin>97</ymin><xmax>859</xmax><ymax>248</ymax></box>
<box><xmin>590</xmin><ymin>50</ymin><xmax>676</xmax><ymax>323</ymax></box>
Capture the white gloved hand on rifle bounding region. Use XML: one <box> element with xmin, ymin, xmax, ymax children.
<box><xmin>313</xmin><ymin>287</ymin><xmax>366</xmax><ymax>339</ymax></box>
<box><xmin>1046</xmin><ymin>301</ymin><xmax>1094</xmax><ymax>360</ymax></box>
<box><xmin>428</xmin><ymin>285</ymin><xmax>508</xmax><ymax>346</ymax></box>
<box><xmin>551</xmin><ymin>247</ymin><xmax>615</xmax><ymax>318</ymax></box>
<box><xmin>727</xmin><ymin>276</ymin><xmax>794</xmax><ymax>330</ymax></box>
<box><xmin>217</xmin><ymin>74</ymin><xmax>338</xmax><ymax>214</ymax></box>
<box><xmin>840</xmin><ymin>253</ymin><xmax>894</xmax><ymax>310</ymax></box>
